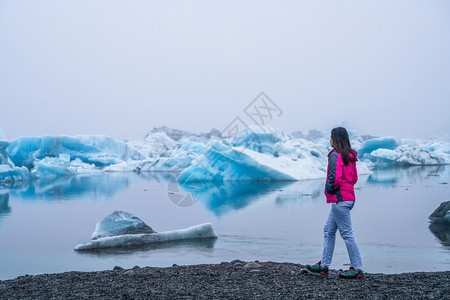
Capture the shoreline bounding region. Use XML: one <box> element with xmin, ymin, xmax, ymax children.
<box><xmin>1</xmin><ymin>261</ymin><xmax>449</xmax><ymax>299</ymax></box>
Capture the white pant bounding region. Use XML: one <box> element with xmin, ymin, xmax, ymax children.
<box><xmin>321</xmin><ymin>201</ymin><xmax>363</xmax><ymax>269</ymax></box>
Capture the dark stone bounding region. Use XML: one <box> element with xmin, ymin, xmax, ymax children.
<box><xmin>0</xmin><ymin>262</ymin><xmax>448</xmax><ymax>299</ymax></box>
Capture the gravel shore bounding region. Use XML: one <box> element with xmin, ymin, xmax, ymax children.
<box><xmin>1</xmin><ymin>261</ymin><xmax>449</xmax><ymax>299</ymax></box>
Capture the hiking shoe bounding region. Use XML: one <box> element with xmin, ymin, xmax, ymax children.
<box><xmin>339</xmin><ymin>267</ymin><xmax>364</xmax><ymax>279</ymax></box>
<box><xmin>306</xmin><ymin>261</ymin><xmax>329</xmax><ymax>275</ymax></box>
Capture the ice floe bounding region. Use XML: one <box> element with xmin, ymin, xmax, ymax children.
<box><xmin>74</xmin><ymin>211</ymin><xmax>218</xmax><ymax>250</ymax></box>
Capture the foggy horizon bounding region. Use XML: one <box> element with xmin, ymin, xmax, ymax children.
<box><xmin>1</xmin><ymin>1</ymin><xmax>449</xmax><ymax>141</ymax></box>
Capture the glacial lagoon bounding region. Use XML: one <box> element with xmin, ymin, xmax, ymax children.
<box><xmin>0</xmin><ymin>166</ymin><xmax>449</xmax><ymax>280</ymax></box>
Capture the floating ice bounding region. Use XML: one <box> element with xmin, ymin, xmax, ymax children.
<box><xmin>360</xmin><ymin>138</ymin><xmax>450</xmax><ymax>166</ymax></box>
<box><xmin>229</xmin><ymin>126</ymin><xmax>288</xmax><ymax>155</ymax></box>
<box><xmin>7</xmin><ymin>135</ymin><xmax>139</xmax><ymax>169</ymax></box>
<box><xmin>0</xmin><ymin>129</ymin><xmax>30</xmax><ymax>183</ymax></box>
<box><xmin>177</xmin><ymin>140</ymin><xmax>323</xmax><ymax>182</ymax></box>
<box><xmin>74</xmin><ymin>211</ymin><xmax>218</xmax><ymax>250</ymax></box>
<box><xmin>177</xmin><ymin>137</ymin><xmax>371</xmax><ymax>183</ymax></box>
<box><xmin>2</xmin><ymin>126</ymin><xmax>448</xmax><ymax>183</ymax></box>
<box><xmin>358</xmin><ymin>137</ymin><xmax>399</xmax><ymax>159</ymax></box>
<box><xmin>429</xmin><ymin>201</ymin><xmax>450</xmax><ymax>246</ymax></box>
<box><xmin>429</xmin><ymin>201</ymin><xmax>450</xmax><ymax>224</ymax></box>
<box><xmin>0</xmin><ymin>165</ymin><xmax>31</xmax><ymax>183</ymax></box>
<box><xmin>0</xmin><ymin>133</ymin><xmax>30</xmax><ymax>183</ymax></box>
<box><xmin>32</xmin><ymin>157</ymin><xmax>100</xmax><ymax>178</ymax></box>
<box><xmin>91</xmin><ymin>211</ymin><xmax>156</xmax><ymax>240</ymax></box>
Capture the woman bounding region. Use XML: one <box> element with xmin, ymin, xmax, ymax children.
<box><xmin>307</xmin><ymin>127</ymin><xmax>364</xmax><ymax>279</ymax></box>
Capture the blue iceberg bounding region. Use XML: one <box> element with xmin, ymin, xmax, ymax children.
<box><xmin>177</xmin><ymin>141</ymin><xmax>319</xmax><ymax>182</ymax></box>
<box><xmin>0</xmin><ymin>132</ymin><xmax>31</xmax><ymax>183</ymax></box>
<box><xmin>7</xmin><ymin>135</ymin><xmax>138</xmax><ymax>169</ymax></box>
<box><xmin>229</xmin><ymin>126</ymin><xmax>287</xmax><ymax>155</ymax></box>
<box><xmin>358</xmin><ymin>137</ymin><xmax>399</xmax><ymax>159</ymax></box>
<box><xmin>359</xmin><ymin>137</ymin><xmax>450</xmax><ymax>166</ymax></box>
<box><xmin>1</xmin><ymin>126</ymin><xmax>449</xmax><ymax>184</ymax></box>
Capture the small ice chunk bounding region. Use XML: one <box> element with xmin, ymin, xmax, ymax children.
<box><xmin>75</xmin><ymin>223</ymin><xmax>217</xmax><ymax>250</ymax></box>
<box><xmin>429</xmin><ymin>201</ymin><xmax>450</xmax><ymax>224</ymax></box>
<box><xmin>91</xmin><ymin>211</ymin><xmax>156</xmax><ymax>240</ymax></box>
<box><xmin>74</xmin><ymin>211</ymin><xmax>218</xmax><ymax>250</ymax></box>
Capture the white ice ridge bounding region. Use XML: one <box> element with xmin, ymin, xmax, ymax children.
<box><xmin>74</xmin><ymin>211</ymin><xmax>217</xmax><ymax>250</ymax></box>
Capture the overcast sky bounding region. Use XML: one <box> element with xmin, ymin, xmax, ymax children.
<box><xmin>1</xmin><ymin>1</ymin><xmax>449</xmax><ymax>141</ymax></box>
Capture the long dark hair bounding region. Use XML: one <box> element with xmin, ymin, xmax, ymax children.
<box><xmin>330</xmin><ymin>127</ymin><xmax>355</xmax><ymax>166</ymax></box>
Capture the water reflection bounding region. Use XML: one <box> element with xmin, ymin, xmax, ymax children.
<box><xmin>179</xmin><ymin>181</ymin><xmax>293</xmax><ymax>217</ymax></box>
<box><xmin>138</xmin><ymin>171</ymin><xmax>178</xmax><ymax>183</ymax></box>
<box><xmin>0</xmin><ymin>192</ymin><xmax>11</xmax><ymax>216</ymax></box>
<box><xmin>1</xmin><ymin>166</ymin><xmax>448</xmax><ymax>217</ymax></box>
<box><xmin>275</xmin><ymin>179</ymin><xmax>324</xmax><ymax>206</ymax></box>
<box><xmin>0</xmin><ymin>192</ymin><xmax>11</xmax><ymax>227</ymax></box>
<box><xmin>3</xmin><ymin>174</ymin><xmax>135</xmax><ymax>201</ymax></box>
<box><xmin>366</xmin><ymin>165</ymin><xmax>448</xmax><ymax>187</ymax></box>
<box><xmin>429</xmin><ymin>223</ymin><xmax>450</xmax><ymax>247</ymax></box>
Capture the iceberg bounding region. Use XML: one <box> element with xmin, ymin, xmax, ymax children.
<box><xmin>1</xmin><ymin>125</ymin><xmax>448</xmax><ymax>184</ymax></box>
<box><xmin>0</xmin><ymin>130</ymin><xmax>31</xmax><ymax>183</ymax></box>
<box><xmin>177</xmin><ymin>135</ymin><xmax>371</xmax><ymax>183</ymax></box>
<box><xmin>91</xmin><ymin>211</ymin><xmax>156</xmax><ymax>239</ymax></box>
<box><xmin>0</xmin><ymin>165</ymin><xmax>31</xmax><ymax>183</ymax></box>
<box><xmin>429</xmin><ymin>201</ymin><xmax>450</xmax><ymax>224</ymax></box>
<box><xmin>359</xmin><ymin>138</ymin><xmax>450</xmax><ymax>166</ymax></box>
<box><xmin>32</xmin><ymin>156</ymin><xmax>101</xmax><ymax>178</ymax></box>
<box><xmin>429</xmin><ymin>201</ymin><xmax>450</xmax><ymax>247</ymax></box>
<box><xmin>74</xmin><ymin>211</ymin><xmax>218</xmax><ymax>250</ymax></box>
<box><xmin>228</xmin><ymin>126</ymin><xmax>288</xmax><ymax>155</ymax></box>
<box><xmin>7</xmin><ymin>135</ymin><xmax>139</xmax><ymax>169</ymax></box>
<box><xmin>177</xmin><ymin>140</ymin><xmax>325</xmax><ymax>182</ymax></box>
<box><xmin>358</xmin><ymin>137</ymin><xmax>399</xmax><ymax>159</ymax></box>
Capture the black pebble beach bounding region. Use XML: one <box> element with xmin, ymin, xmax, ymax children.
<box><xmin>1</xmin><ymin>261</ymin><xmax>449</xmax><ymax>299</ymax></box>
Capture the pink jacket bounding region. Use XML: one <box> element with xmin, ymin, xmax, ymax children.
<box><xmin>324</xmin><ymin>149</ymin><xmax>358</xmax><ymax>203</ymax></box>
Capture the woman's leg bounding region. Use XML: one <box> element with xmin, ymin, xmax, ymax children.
<box><xmin>321</xmin><ymin>203</ymin><xmax>338</xmax><ymax>267</ymax></box>
<box><xmin>333</xmin><ymin>201</ymin><xmax>363</xmax><ymax>270</ymax></box>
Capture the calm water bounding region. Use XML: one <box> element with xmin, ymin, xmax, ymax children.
<box><xmin>0</xmin><ymin>166</ymin><xmax>449</xmax><ymax>280</ymax></box>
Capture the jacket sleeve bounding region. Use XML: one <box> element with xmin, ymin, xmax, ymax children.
<box><xmin>325</xmin><ymin>152</ymin><xmax>340</xmax><ymax>194</ymax></box>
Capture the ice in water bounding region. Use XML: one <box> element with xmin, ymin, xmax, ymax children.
<box><xmin>75</xmin><ymin>211</ymin><xmax>218</xmax><ymax>250</ymax></box>
<box><xmin>1</xmin><ymin>126</ymin><xmax>450</xmax><ymax>183</ymax></box>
